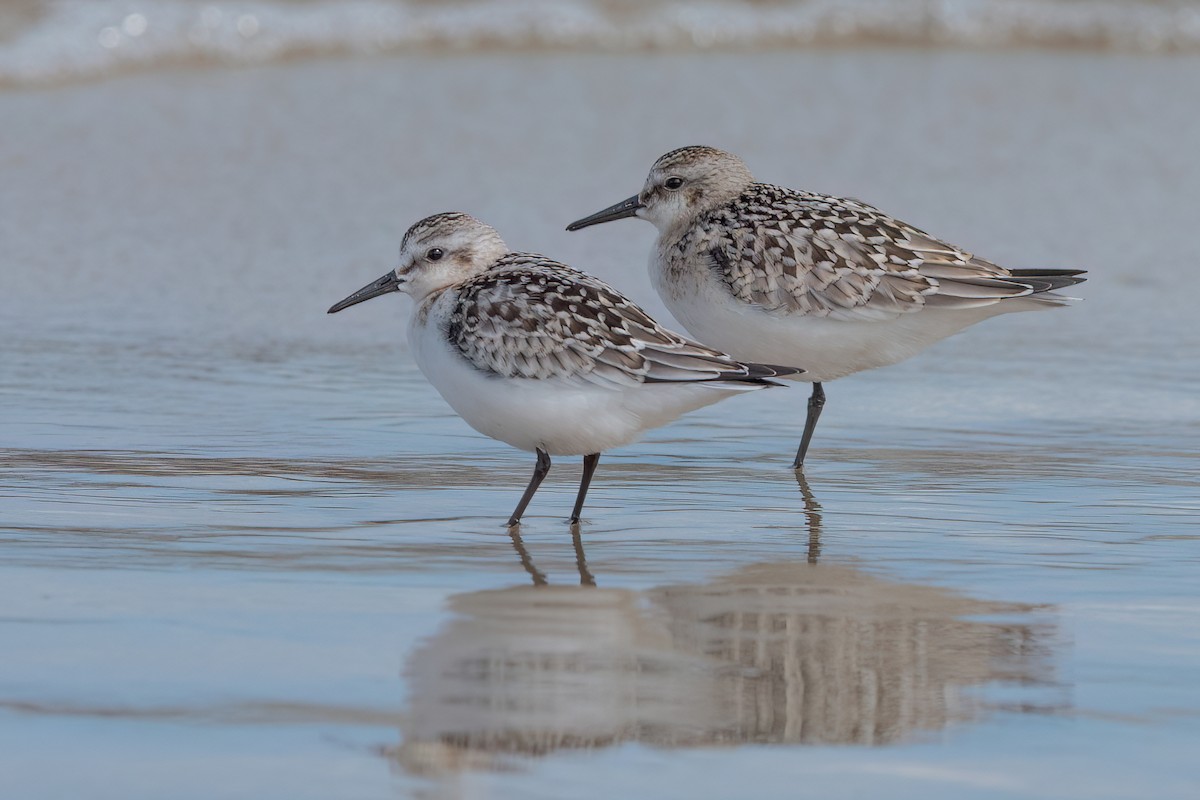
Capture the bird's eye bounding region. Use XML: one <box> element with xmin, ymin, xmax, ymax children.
<box><xmin>426</xmin><ymin>248</ymin><xmax>445</xmax><ymax>261</ymax></box>
<box><xmin>664</xmin><ymin>177</ymin><xmax>684</xmax><ymax>190</ymax></box>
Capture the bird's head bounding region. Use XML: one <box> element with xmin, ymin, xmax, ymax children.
<box><xmin>328</xmin><ymin>212</ymin><xmax>507</xmax><ymax>312</ymax></box>
<box><xmin>566</xmin><ymin>146</ymin><xmax>754</xmax><ymax>236</ymax></box>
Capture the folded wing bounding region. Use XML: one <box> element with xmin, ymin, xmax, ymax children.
<box><xmin>705</xmin><ymin>185</ymin><xmax>1086</xmax><ymax>321</ymax></box>
<box><xmin>448</xmin><ymin>253</ymin><xmax>802</xmax><ymax>389</ymax></box>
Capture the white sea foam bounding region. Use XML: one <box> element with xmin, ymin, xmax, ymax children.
<box><xmin>3</xmin><ymin>0</ymin><xmax>1200</xmax><ymax>86</ymax></box>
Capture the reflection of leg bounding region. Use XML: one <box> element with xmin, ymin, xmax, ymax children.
<box><xmin>795</xmin><ymin>470</ymin><xmax>823</xmax><ymax>564</ymax></box>
<box><xmin>507</xmin><ymin>527</ymin><xmax>548</xmax><ymax>586</ymax></box>
<box><xmin>568</xmin><ymin>453</ymin><xmax>601</xmax><ymax>524</ymax></box>
<box><xmin>571</xmin><ymin>524</ymin><xmax>596</xmax><ymax>587</ymax></box>
<box><xmin>792</xmin><ymin>382</ymin><xmax>826</xmax><ymax>469</ymax></box>
<box><xmin>507</xmin><ymin>448</ymin><xmax>551</xmax><ymax>528</ymax></box>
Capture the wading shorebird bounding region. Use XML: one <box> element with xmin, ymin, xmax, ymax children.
<box><xmin>328</xmin><ymin>212</ymin><xmax>800</xmax><ymax>527</ymax></box>
<box><xmin>567</xmin><ymin>146</ymin><xmax>1086</xmax><ymax>468</ymax></box>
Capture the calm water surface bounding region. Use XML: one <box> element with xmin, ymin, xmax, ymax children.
<box><xmin>2</xmin><ymin>50</ymin><xmax>1199</xmax><ymax>799</ymax></box>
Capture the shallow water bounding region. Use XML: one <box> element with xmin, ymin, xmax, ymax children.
<box><xmin>2</xmin><ymin>50</ymin><xmax>1200</xmax><ymax>799</ymax></box>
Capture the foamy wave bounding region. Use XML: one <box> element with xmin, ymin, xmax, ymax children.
<box><xmin>4</xmin><ymin>0</ymin><xmax>1200</xmax><ymax>87</ymax></box>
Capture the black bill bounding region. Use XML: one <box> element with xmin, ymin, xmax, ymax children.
<box><xmin>327</xmin><ymin>271</ymin><xmax>402</xmax><ymax>314</ymax></box>
<box><xmin>565</xmin><ymin>194</ymin><xmax>644</xmax><ymax>231</ymax></box>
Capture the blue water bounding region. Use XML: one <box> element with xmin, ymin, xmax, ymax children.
<box><xmin>2</xmin><ymin>50</ymin><xmax>1199</xmax><ymax>798</ymax></box>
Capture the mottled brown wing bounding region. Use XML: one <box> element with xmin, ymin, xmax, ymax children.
<box><xmin>448</xmin><ymin>255</ymin><xmax>798</xmax><ymax>387</ymax></box>
<box><xmin>706</xmin><ymin>185</ymin><xmax>1041</xmax><ymax>321</ymax></box>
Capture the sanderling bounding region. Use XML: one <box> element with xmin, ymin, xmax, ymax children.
<box><xmin>567</xmin><ymin>146</ymin><xmax>1086</xmax><ymax>468</ymax></box>
<box><xmin>328</xmin><ymin>212</ymin><xmax>801</xmax><ymax>526</ymax></box>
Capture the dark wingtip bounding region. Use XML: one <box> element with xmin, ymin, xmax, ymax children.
<box><xmin>1008</xmin><ymin>269</ymin><xmax>1089</xmax><ymax>292</ymax></box>
<box><xmin>746</xmin><ymin>363</ymin><xmax>805</xmax><ymax>380</ymax></box>
<box><xmin>715</xmin><ymin>362</ymin><xmax>805</xmax><ymax>385</ymax></box>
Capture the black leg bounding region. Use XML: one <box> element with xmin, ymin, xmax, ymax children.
<box><xmin>506</xmin><ymin>448</ymin><xmax>551</xmax><ymax>527</ymax></box>
<box><xmin>568</xmin><ymin>453</ymin><xmax>600</xmax><ymax>524</ymax></box>
<box><xmin>792</xmin><ymin>382</ymin><xmax>826</xmax><ymax>470</ymax></box>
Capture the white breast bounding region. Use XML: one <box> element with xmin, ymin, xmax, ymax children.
<box><xmin>408</xmin><ymin>293</ymin><xmax>755</xmax><ymax>456</ymax></box>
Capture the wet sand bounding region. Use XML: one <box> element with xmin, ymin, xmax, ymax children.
<box><xmin>2</xmin><ymin>50</ymin><xmax>1200</xmax><ymax>799</ymax></box>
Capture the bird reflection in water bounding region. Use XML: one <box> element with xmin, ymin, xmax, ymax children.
<box><xmin>506</xmin><ymin>473</ymin><xmax>821</xmax><ymax>588</ymax></box>
<box><xmin>797</xmin><ymin>470</ymin><xmax>821</xmax><ymax>564</ymax></box>
<box><xmin>506</xmin><ymin>523</ymin><xmax>594</xmax><ymax>587</ymax></box>
<box><xmin>395</xmin><ymin>478</ymin><xmax>1063</xmax><ymax>774</ymax></box>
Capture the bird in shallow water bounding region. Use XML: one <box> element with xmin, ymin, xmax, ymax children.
<box><xmin>567</xmin><ymin>146</ymin><xmax>1086</xmax><ymax>469</ymax></box>
<box><xmin>328</xmin><ymin>212</ymin><xmax>801</xmax><ymax>527</ymax></box>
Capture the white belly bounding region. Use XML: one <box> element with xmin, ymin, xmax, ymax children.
<box><xmin>652</xmin><ymin>259</ymin><xmax>1016</xmax><ymax>382</ymax></box>
<box><xmin>408</xmin><ymin>315</ymin><xmax>756</xmax><ymax>456</ymax></box>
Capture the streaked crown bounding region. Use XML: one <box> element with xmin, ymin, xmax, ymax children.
<box><xmin>651</xmin><ymin>145</ymin><xmax>746</xmax><ymax>175</ymax></box>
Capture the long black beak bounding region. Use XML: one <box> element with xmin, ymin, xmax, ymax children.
<box><xmin>565</xmin><ymin>194</ymin><xmax>644</xmax><ymax>231</ymax></box>
<box><xmin>327</xmin><ymin>271</ymin><xmax>402</xmax><ymax>314</ymax></box>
